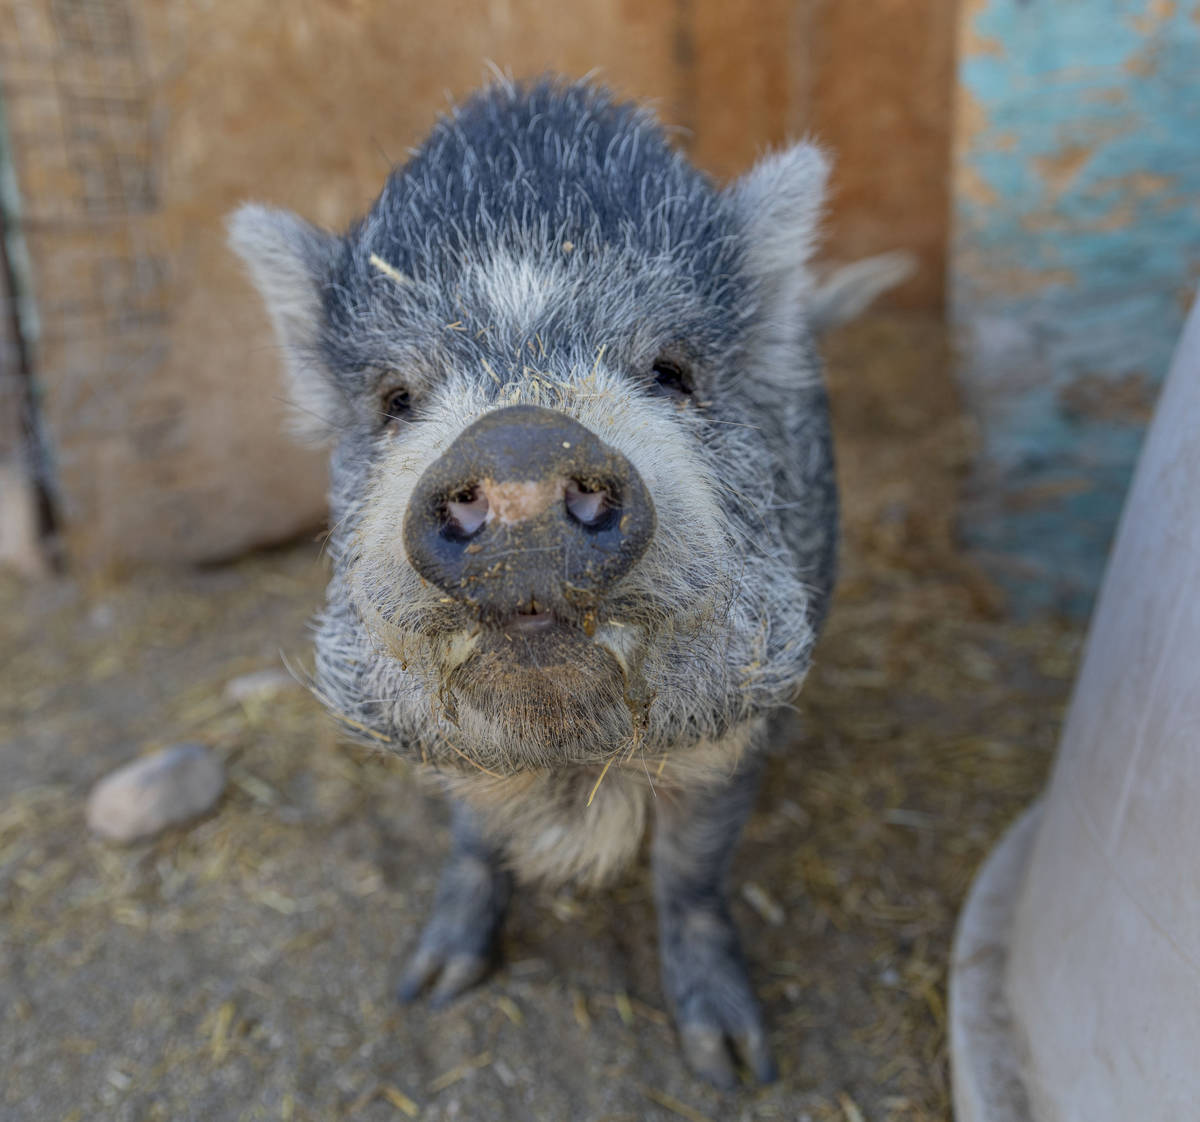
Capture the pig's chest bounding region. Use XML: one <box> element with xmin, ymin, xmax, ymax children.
<box><xmin>440</xmin><ymin>764</ymin><xmax>652</xmax><ymax>888</ymax></box>
<box><xmin>437</xmin><ymin>726</ymin><xmax>756</xmax><ymax>888</ymax></box>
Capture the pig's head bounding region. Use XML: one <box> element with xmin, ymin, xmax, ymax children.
<box><xmin>229</xmin><ymin>79</ymin><xmax>836</xmax><ymax>776</ymax></box>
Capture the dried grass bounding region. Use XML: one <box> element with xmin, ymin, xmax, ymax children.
<box><xmin>0</xmin><ymin>312</ymin><xmax>1080</xmax><ymax>1121</ymax></box>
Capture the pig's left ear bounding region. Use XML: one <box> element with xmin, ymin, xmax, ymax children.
<box><xmin>726</xmin><ymin>142</ymin><xmax>829</xmax><ymax>328</ymax></box>
<box><xmin>227</xmin><ymin>204</ymin><xmax>348</xmax><ymax>444</ymax></box>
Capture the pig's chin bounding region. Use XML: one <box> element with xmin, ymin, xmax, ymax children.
<box><xmin>439</xmin><ymin>620</ymin><xmax>637</xmax><ymax>764</ymax></box>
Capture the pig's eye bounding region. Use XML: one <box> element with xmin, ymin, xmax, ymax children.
<box><xmin>381</xmin><ymin>386</ymin><xmax>412</xmax><ymax>425</ymax></box>
<box><xmin>651</xmin><ymin>358</ymin><xmax>693</xmax><ymax>399</ymax></box>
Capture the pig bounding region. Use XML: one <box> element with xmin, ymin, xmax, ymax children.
<box><xmin>229</xmin><ymin>76</ymin><xmax>847</xmax><ymax>1088</ymax></box>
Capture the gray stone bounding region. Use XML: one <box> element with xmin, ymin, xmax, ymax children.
<box><xmin>86</xmin><ymin>743</ymin><xmax>225</xmax><ymax>843</ymax></box>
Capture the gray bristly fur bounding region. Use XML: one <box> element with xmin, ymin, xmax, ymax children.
<box><xmin>395</xmin><ymin>798</ymin><xmax>512</xmax><ymax>1008</ymax></box>
<box><xmin>230</xmin><ymin>76</ymin><xmax>836</xmax><ymax>780</ymax></box>
<box><xmin>229</xmin><ymin>75</ymin><xmax>843</xmax><ymax>1087</ymax></box>
<box><xmin>653</xmin><ymin>754</ymin><xmax>775</xmax><ymax>1088</ymax></box>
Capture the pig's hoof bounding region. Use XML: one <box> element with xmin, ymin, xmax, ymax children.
<box><xmin>662</xmin><ymin>909</ymin><xmax>777</xmax><ymax>1089</ymax></box>
<box><xmin>396</xmin><ymin>855</ymin><xmax>510</xmax><ymax>1008</ymax></box>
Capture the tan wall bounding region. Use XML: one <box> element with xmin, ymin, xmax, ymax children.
<box><xmin>0</xmin><ymin>0</ymin><xmax>955</xmax><ymax>569</ymax></box>
<box><xmin>684</xmin><ymin>0</ymin><xmax>956</xmax><ymax>311</ymax></box>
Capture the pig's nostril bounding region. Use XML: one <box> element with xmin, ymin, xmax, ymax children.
<box><xmin>442</xmin><ymin>485</ymin><xmax>490</xmax><ymax>540</ymax></box>
<box><xmin>565</xmin><ymin>479</ymin><xmax>615</xmax><ymax>529</ymax></box>
<box><xmin>402</xmin><ymin>406</ymin><xmax>656</xmax><ymax>613</ymax></box>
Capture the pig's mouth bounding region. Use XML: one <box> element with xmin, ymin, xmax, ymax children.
<box><xmin>431</xmin><ymin>609</ymin><xmax>646</xmax><ymax>755</ymax></box>
<box><xmin>450</xmin><ymin>610</ymin><xmax>630</xmax><ymax>678</ymax></box>
<box><xmin>503</xmin><ymin>609</ymin><xmax>556</xmax><ymax>635</ymax></box>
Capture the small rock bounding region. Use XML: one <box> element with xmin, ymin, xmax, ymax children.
<box><xmin>87</xmin><ymin>601</ymin><xmax>116</xmax><ymax>630</ymax></box>
<box><xmin>86</xmin><ymin>743</ymin><xmax>225</xmax><ymax>843</ymax></box>
<box><xmin>223</xmin><ymin>667</ymin><xmax>299</xmax><ymax>704</ymax></box>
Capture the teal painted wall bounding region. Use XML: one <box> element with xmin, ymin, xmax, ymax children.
<box><xmin>951</xmin><ymin>0</ymin><xmax>1200</xmax><ymax>616</ymax></box>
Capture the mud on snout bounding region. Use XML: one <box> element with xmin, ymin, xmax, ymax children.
<box><xmin>345</xmin><ymin>372</ymin><xmax>742</xmax><ymax>771</ymax></box>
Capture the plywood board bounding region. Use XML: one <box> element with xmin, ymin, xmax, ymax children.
<box><xmin>808</xmin><ymin>0</ymin><xmax>959</xmax><ymax>309</ymax></box>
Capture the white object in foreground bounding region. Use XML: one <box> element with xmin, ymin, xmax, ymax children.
<box><xmin>950</xmin><ymin>290</ymin><xmax>1200</xmax><ymax>1121</ymax></box>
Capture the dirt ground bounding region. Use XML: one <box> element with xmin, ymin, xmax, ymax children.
<box><xmin>0</xmin><ymin>313</ymin><xmax>1082</xmax><ymax>1122</ymax></box>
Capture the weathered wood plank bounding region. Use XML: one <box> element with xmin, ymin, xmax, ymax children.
<box><xmin>951</xmin><ymin>0</ymin><xmax>1200</xmax><ymax>615</ymax></box>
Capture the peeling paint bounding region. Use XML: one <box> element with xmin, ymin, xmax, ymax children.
<box><xmin>951</xmin><ymin>0</ymin><xmax>1200</xmax><ymax>616</ymax></box>
<box><xmin>1130</xmin><ymin>1</ymin><xmax>1177</xmax><ymax>34</ymax></box>
<box><xmin>1057</xmin><ymin>371</ymin><xmax>1156</xmax><ymax>425</ymax></box>
<box><xmin>1032</xmin><ymin>143</ymin><xmax>1095</xmax><ymax>197</ymax></box>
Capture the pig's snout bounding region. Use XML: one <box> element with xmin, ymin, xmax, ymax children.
<box><xmin>402</xmin><ymin>404</ymin><xmax>656</xmax><ymax>618</ymax></box>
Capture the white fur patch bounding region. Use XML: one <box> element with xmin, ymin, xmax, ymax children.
<box><xmin>445</xmin><ymin>766</ymin><xmax>650</xmax><ymax>888</ymax></box>
<box><xmin>592</xmin><ymin>620</ymin><xmax>642</xmax><ymax>677</ymax></box>
<box><xmin>438</xmin><ymin>722</ymin><xmax>762</xmax><ymax>888</ymax></box>
<box><xmin>464</xmin><ymin>250</ymin><xmax>564</xmax><ymax>341</ymax></box>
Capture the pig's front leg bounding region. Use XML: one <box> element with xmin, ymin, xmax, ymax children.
<box><xmin>653</xmin><ymin>759</ymin><xmax>776</xmax><ymax>1088</ymax></box>
<box><xmin>397</xmin><ymin>797</ymin><xmax>511</xmax><ymax>1007</ymax></box>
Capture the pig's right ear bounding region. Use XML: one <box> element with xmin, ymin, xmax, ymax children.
<box><xmin>227</xmin><ymin>204</ymin><xmax>347</xmax><ymax>445</ymax></box>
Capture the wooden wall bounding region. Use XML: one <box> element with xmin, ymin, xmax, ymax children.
<box><xmin>808</xmin><ymin>0</ymin><xmax>959</xmax><ymax>310</ymax></box>
<box><xmin>0</xmin><ymin>0</ymin><xmax>958</xmax><ymax>569</ymax></box>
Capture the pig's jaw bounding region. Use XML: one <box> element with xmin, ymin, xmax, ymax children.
<box><xmin>428</xmin><ymin>615</ymin><xmax>651</xmax><ymax>767</ymax></box>
<box><xmin>314</xmin><ymin>569</ymin><xmax>806</xmax><ymax>777</ymax></box>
